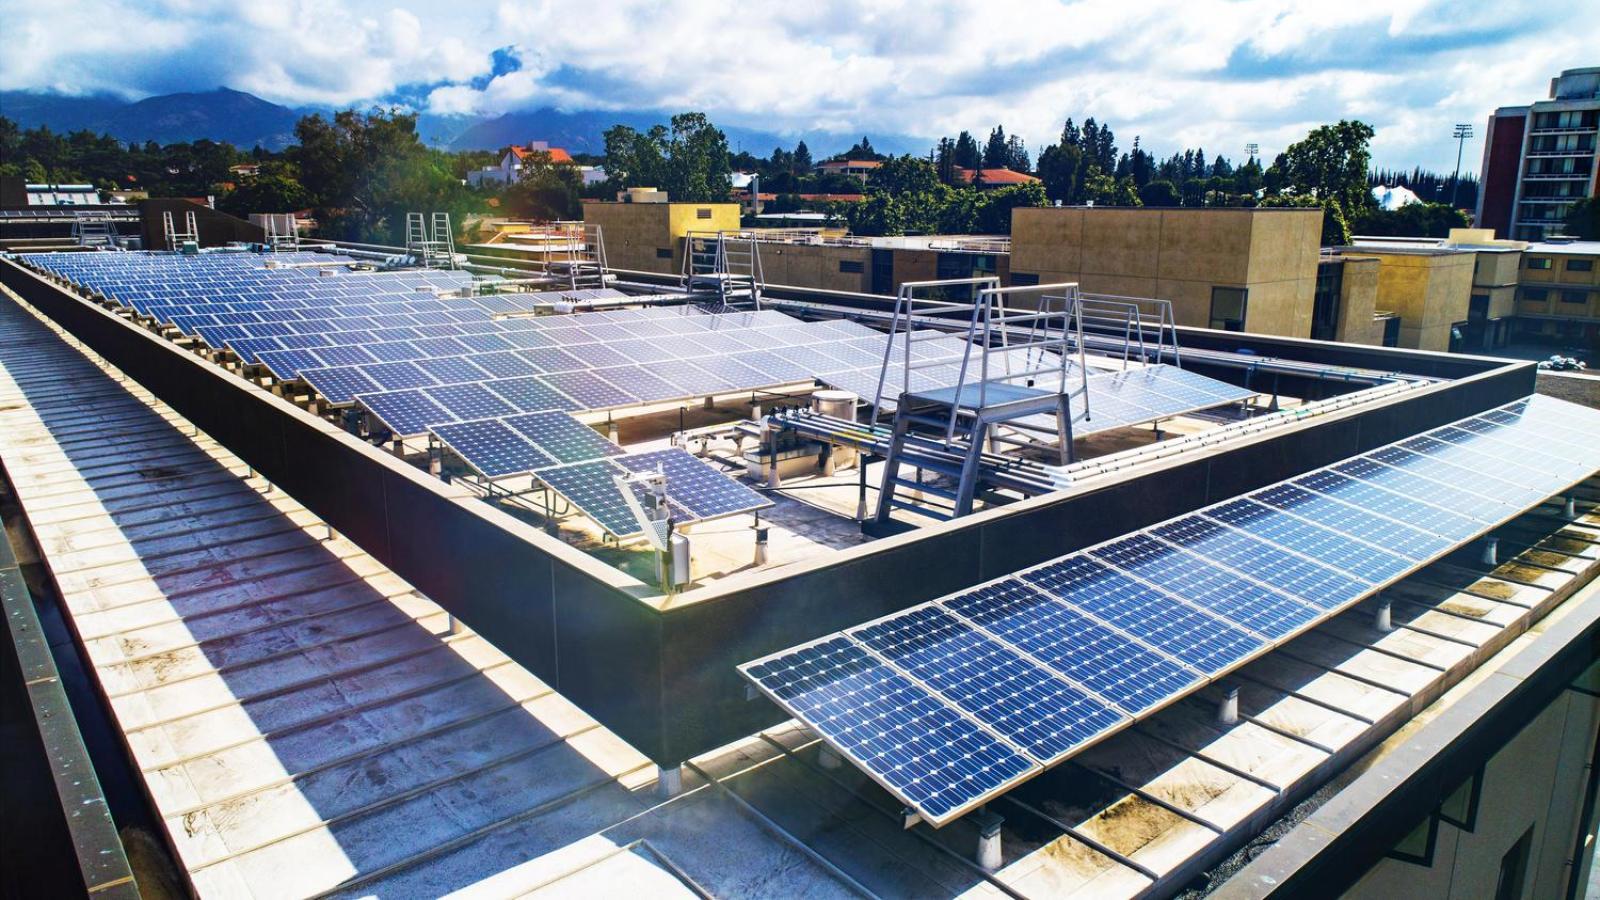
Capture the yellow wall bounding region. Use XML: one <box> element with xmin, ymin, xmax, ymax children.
<box><xmin>1364</xmin><ymin>251</ymin><xmax>1477</xmax><ymax>351</ymax></box>
<box><xmin>1335</xmin><ymin>256</ymin><xmax>1382</xmax><ymax>345</ymax></box>
<box><xmin>1009</xmin><ymin>207</ymin><xmax>1323</xmax><ymax>337</ymax></box>
<box><xmin>581</xmin><ymin>202</ymin><xmax>741</xmax><ymax>274</ymax></box>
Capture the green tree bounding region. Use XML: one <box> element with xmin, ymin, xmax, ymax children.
<box><xmin>218</xmin><ymin>162</ymin><xmax>310</xmax><ymax>216</ymax></box>
<box><xmin>1564</xmin><ymin>198</ymin><xmax>1600</xmax><ymax>240</ymax></box>
<box><xmin>1085</xmin><ymin>173</ymin><xmax>1140</xmax><ymax>207</ymax></box>
<box><xmin>1267</xmin><ymin>120</ymin><xmax>1375</xmax><ymax>244</ymax></box>
<box><xmin>1349</xmin><ymin>201</ymin><xmax>1469</xmax><ymax>238</ymax></box>
<box><xmin>983</xmin><ymin>126</ymin><xmax>1009</xmax><ymax>168</ymax></box>
<box><xmin>1139</xmin><ymin>179</ymin><xmax>1180</xmax><ymax>207</ymax></box>
<box><xmin>792</xmin><ymin>140</ymin><xmax>813</xmax><ymax>173</ymax></box>
<box><xmin>503</xmin><ymin>151</ymin><xmax>582</xmax><ymax>220</ymax></box>
<box><xmin>600</xmin><ymin>112</ymin><xmax>730</xmax><ymax>202</ymax></box>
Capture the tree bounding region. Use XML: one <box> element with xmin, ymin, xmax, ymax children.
<box><xmin>218</xmin><ymin>162</ymin><xmax>310</xmax><ymax>216</ymax></box>
<box><xmin>504</xmin><ymin>151</ymin><xmax>582</xmax><ymax>220</ymax></box>
<box><xmin>1267</xmin><ymin>120</ymin><xmax>1376</xmax><ymax>244</ymax></box>
<box><xmin>933</xmin><ymin>137</ymin><xmax>958</xmax><ymax>185</ymax></box>
<box><xmin>1349</xmin><ymin>201</ymin><xmax>1468</xmax><ymax>238</ymax></box>
<box><xmin>1139</xmin><ymin>179</ymin><xmax>1180</xmax><ymax>207</ymax></box>
<box><xmin>983</xmin><ymin>126</ymin><xmax>1009</xmax><ymax>168</ymax></box>
<box><xmin>1085</xmin><ymin>173</ymin><xmax>1140</xmax><ymax>207</ymax></box>
<box><xmin>1563</xmin><ymin>198</ymin><xmax>1599</xmax><ymax>240</ymax></box>
<box><xmin>600</xmin><ymin>112</ymin><xmax>731</xmax><ymax>202</ymax></box>
<box><xmin>844</xmin><ymin>137</ymin><xmax>882</xmax><ymax>161</ymax></box>
<box><xmin>953</xmin><ymin>131</ymin><xmax>981</xmax><ymax>169</ymax></box>
<box><xmin>1036</xmin><ymin>141</ymin><xmax>1084</xmax><ymax>204</ymax></box>
<box><xmin>1005</xmin><ymin>134</ymin><xmax>1030</xmax><ymax>172</ymax></box>
<box><xmin>792</xmin><ymin>140</ymin><xmax>813</xmax><ymax>173</ymax></box>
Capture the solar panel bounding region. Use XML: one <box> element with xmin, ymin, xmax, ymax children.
<box><xmin>615</xmin><ymin>448</ymin><xmax>772</xmax><ymax>520</ymax></box>
<box><xmin>412</xmin><ymin>355</ymin><xmax>490</xmax><ymax>386</ymax></box>
<box><xmin>481</xmin><ymin>376</ymin><xmax>578</xmax><ymax>413</ymax></box>
<box><xmin>535</xmin><ymin>460</ymin><xmax>645</xmax><ymax>537</ymax></box>
<box><xmin>739</xmin><ymin>395</ymin><xmax>1600</xmax><ymax>828</ymax></box>
<box><xmin>357</xmin><ymin>389</ymin><xmax>452</xmax><ymax>437</ymax></box>
<box><xmin>591</xmin><ymin>366</ymin><xmax>683</xmax><ymax>404</ymax></box>
<box><xmin>849</xmin><ymin>606</ymin><xmax>1127</xmax><ymax>764</ymax></box>
<box><xmin>433</xmin><ymin>419</ymin><xmax>554</xmax><ymax>478</ymax></box>
<box><xmin>467</xmin><ymin>351</ymin><xmax>542</xmax><ymax>380</ymax></box>
<box><xmin>741</xmin><ymin>636</ymin><xmax>1038</xmax><ymax>826</ymax></box>
<box><xmin>361</xmin><ymin>361</ymin><xmax>438</xmax><ymax>392</ymax></box>
<box><xmin>428</xmin><ymin>383</ymin><xmax>517</xmax><ymax>421</ymax></box>
<box><xmin>507</xmin><ymin>411</ymin><xmax>625</xmax><ymax>465</ymax></box>
<box><xmin>543</xmin><ymin>370</ymin><xmax>636</xmax><ymax>409</ymax></box>
<box><xmin>300</xmin><ymin>366</ymin><xmax>382</xmax><ymax>404</ymax></box>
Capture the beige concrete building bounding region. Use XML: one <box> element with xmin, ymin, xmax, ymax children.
<box><xmin>1313</xmin><ymin>254</ymin><xmax>1386</xmax><ymax>346</ymax></box>
<box><xmin>1008</xmin><ymin>206</ymin><xmax>1325</xmax><ymax>337</ymax></box>
<box><xmin>1515</xmin><ymin>240</ymin><xmax>1600</xmax><ymax>345</ymax></box>
<box><xmin>581</xmin><ymin>198</ymin><xmax>741</xmax><ymax>275</ymax></box>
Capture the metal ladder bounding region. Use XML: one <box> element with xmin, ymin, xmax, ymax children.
<box><xmin>161</xmin><ymin>210</ymin><xmax>199</xmax><ymax>251</ymax></box>
<box><xmin>682</xmin><ymin>231</ymin><xmax>763</xmax><ymax>311</ymax></box>
<box><xmin>264</xmin><ymin>213</ymin><xmax>298</xmax><ymax>252</ymax></box>
<box><xmin>554</xmin><ymin>222</ymin><xmax>608</xmax><ymax>289</ymax></box>
<box><xmin>405</xmin><ymin>212</ymin><xmax>457</xmax><ymax>269</ymax></box>
<box><xmin>71</xmin><ymin>212</ymin><xmax>117</xmax><ymax>248</ymax></box>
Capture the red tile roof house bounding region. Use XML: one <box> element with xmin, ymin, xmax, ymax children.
<box><xmin>466</xmin><ymin>142</ymin><xmax>575</xmax><ymax>187</ymax></box>
<box><xmin>954</xmin><ymin>167</ymin><xmax>1041</xmax><ymax>188</ymax></box>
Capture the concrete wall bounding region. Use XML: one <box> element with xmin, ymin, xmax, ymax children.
<box><xmin>1365</xmin><ymin>251</ymin><xmax>1477</xmax><ymax>351</ymax></box>
<box><xmin>1010</xmin><ymin>206</ymin><xmax>1324</xmax><ymax>337</ymax></box>
<box><xmin>757</xmin><ymin>243</ymin><xmax>871</xmax><ymax>293</ymax></box>
<box><xmin>581</xmin><ymin>202</ymin><xmax>741</xmax><ymax>275</ymax></box>
<box><xmin>1345</xmin><ymin>686</ymin><xmax>1598</xmax><ymax>900</ymax></box>
<box><xmin>1337</xmin><ymin>256</ymin><xmax>1383</xmax><ymax>345</ymax></box>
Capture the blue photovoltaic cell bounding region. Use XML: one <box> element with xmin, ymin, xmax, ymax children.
<box><xmin>543</xmin><ymin>370</ymin><xmax>636</xmax><ymax>409</ymax></box>
<box><xmin>535</xmin><ymin>460</ymin><xmax>643</xmax><ymax>537</ymax></box>
<box><xmin>1251</xmin><ymin>482</ymin><xmax>1452</xmax><ymax>561</ymax></box>
<box><xmin>358</xmin><ymin>389</ymin><xmax>452</xmax><ymax>437</ymax></box>
<box><xmin>433</xmin><ymin>419</ymin><xmax>554</xmax><ymax>478</ymax></box>
<box><xmin>607</xmin><ymin>338</ymin><xmax>681</xmax><ymax>365</ymax></box>
<box><xmin>564</xmin><ymin>342</ymin><xmax>634</xmax><ymax>368</ymax></box>
<box><xmin>1021</xmin><ymin>556</ymin><xmax>1263</xmax><ymax>673</ymax></box>
<box><xmin>456</xmin><ymin>333</ymin><xmax>517</xmax><ymax>353</ymax></box>
<box><xmin>257</xmin><ymin>348</ymin><xmax>323</xmax><ymax>379</ymax></box>
<box><xmin>1202</xmin><ymin>498</ymin><xmax>1414</xmax><ymax>585</ymax></box>
<box><xmin>481</xmin><ymin>376</ymin><xmax>577</xmax><ymax>413</ymax></box>
<box><xmin>310</xmin><ymin>345</ymin><xmax>379</xmax><ymax>367</ymax></box>
<box><xmin>300</xmin><ymin>366</ymin><xmax>382</xmax><ymax>405</ymax></box>
<box><xmin>944</xmin><ymin>580</ymin><xmax>1199</xmax><ymax>714</ymax></box>
<box><xmin>1367</xmin><ymin>446</ymin><xmax>1538</xmax><ymax>508</ymax></box>
<box><xmin>1150</xmin><ymin>516</ymin><xmax>1367</xmax><ymax>612</ymax></box>
<box><xmin>467</xmin><ymin>351</ymin><xmax>542</xmax><ymax>380</ymax></box>
<box><xmin>363</xmin><ymin>341</ymin><xmax>427</xmax><ymax>363</ymax></box>
<box><xmin>1090</xmin><ymin>534</ymin><xmax>1317</xmax><ymax>640</ymax></box>
<box><xmin>360</xmin><ymin>361</ymin><xmax>438</xmax><ymax>392</ymax></box>
<box><xmin>646</xmin><ymin>359</ymin><xmax>739</xmax><ymax>395</ymax></box>
<box><xmin>411</xmin><ymin>355</ymin><xmax>489</xmax><ymax>386</ymax></box>
<box><xmin>428</xmin><ymin>383</ymin><xmax>516</xmax><ymax>421</ymax></box>
<box><xmin>850</xmin><ymin>606</ymin><xmax>1126</xmax><ymax>763</ymax></box>
<box><xmin>1292</xmin><ymin>469</ymin><xmax>1484</xmax><ymax>541</ymax></box>
<box><xmin>1332</xmin><ymin>457</ymin><xmax>1501</xmax><ymax>523</ymax></box>
<box><xmin>520</xmin><ymin>347</ymin><xmax>586</xmax><ymax>374</ymax></box>
<box><xmin>685</xmin><ymin>355</ymin><xmax>775</xmax><ymax>390</ymax></box>
<box><xmin>742</xmin><ymin>636</ymin><xmax>1037</xmax><ymax>824</ymax></box>
<box><xmin>507</xmin><ymin>411</ymin><xmax>624</xmax><ymax>465</ymax></box>
<box><xmin>615</xmin><ymin>448</ymin><xmax>771</xmax><ymax>520</ymax></box>
<box><xmin>591</xmin><ymin>366</ymin><xmax>683</xmax><ymax>404</ymax></box>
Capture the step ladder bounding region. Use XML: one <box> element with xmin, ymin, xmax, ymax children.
<box><xmin>682</xmin><ymin>231</ymin><xmax>763</xmax><ymax>311</ymax></box>
<box><xmin>549</xmin><ymin>222</ymin><xmax>608</xmax><ymax>289</ymax></box>
<box><xmin>405</xmin><ymin>212</ymin><xmax>457</xmax><ymax>269</ymax></box>
<box><xmin>871</xmin><ymin>280</ymin><xmax>1088</xmax><ymax>522</ymax></box>
<box><xmin>71</xmin><ymin>212</ymin><xmax>118</xmax><ymax>248</ymax></box>
<box><xmin>161</xmin><ymin>210</ymin><xmax>199</xmax><ymax>252</ymax></box>
<box><xmin>263</xmin><ymin>213</ymin><xmax>298</xmax><ymax>252</ymax></box>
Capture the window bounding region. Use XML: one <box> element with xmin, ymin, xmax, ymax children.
<box><xmin>1438</xmin><ymin>769</ymin><xmax>1483</xmax><ymax>832</ymax></box>
<box><xmin>838</xmin><ymin>259</ymin><xmax>864</xmax><ymax>273</ymax></box>
<box><xmin>696</xmin><ymin>208</ymin><xmax>712</xmax><ymax>219</ymax></box>
<box><xmin>1523</xmin><ymin>288</ymin><xmax>1550</xmax><ymax>302</ymax></box>
<box><xmin>1561</xmin><ymin>290</ymin><xmax>1588</xmax><ymax>304</ymax></box>
<box><xmin>1494</xmin><ymin>826</ymin><xmax>1535</xmax><ymax>900</ymax></box>
<box><xmin>1525</xmin><ymin>257</ymin><xmax>1553</xmax><ymax>270</ymax></box>
<box><xmin>1209</xmin><ymin>287</ymin><xmax>1247</xmax><ymax>331</ymax></box>
<box><xmin>1566</xmin><ymin>259</ymin><xmax>1594</xmax><ymax>272</ymax></box>
<box><xmin>1385</xmin><ymin>814</ymin><xmax>1439</xmax><ymax>867</ymax></box>
<box><xmin>655</xmin><ymin>248</ymin><xmax>673</xmax><ymax>259</ymax></box>
<box><xmin>1010</xmin><ymin>272</ymin><xmax>1040</xmax><ymax>287</ymax></box>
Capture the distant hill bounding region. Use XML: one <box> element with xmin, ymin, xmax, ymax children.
<box><xmin>1</xmin><ymin>87</ymin><xmax>932</xmax><ymax>159</ymax></box>
<box><xmin>0</xmin><ymin>88</ymin><xmax>302</xmax><ymax>149</ymax></box>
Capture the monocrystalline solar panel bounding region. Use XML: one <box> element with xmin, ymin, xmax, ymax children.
<box><xmin>506</xmin><ymin>411</ymin><xmax>624</xmax><ymax>465</ymax></box>
<box><xmin>1202</xmin><ymin>498</ymin><xmax>1415</xmax><ymax>584</ymax></box>
<box><xmin>741</xmin><ymin>636</ymin><xmax>1038</xmax><ymax>827</ymax></box>
<box><xmin>428</xmin><ymin>383</ymin><xmax>517</xmax><ymax>421</ymax></box>
<box><xmin>543</xmin><ymin>370</ymin><xmax>635</xmax><ymax>409</ymax></box>
<box><xmin>432</xmin><ymin>419</ymin><xmax>554</xmax><ymax>478</ymax></box>
<box><xmin>300</xmin><ymin>366</ymin><xmax>382</xmax><ymax>405</ymax></box>
<box><xmin>535</xmin><ymin>460</ymin><xmax>645</xmax><ymax>537</ymax></box>
<box><xmin>615</xmin><ymin>448</ymin><xmax>771</xmax><ymax>520</ymax></box>
<box><xmin>481</xmin><ymin>376</ymin><xmax>578</xmax><ymax>413</ymax></box>
<box><xmin>357</xmin><ymin>389</ymin><xmax>452</xmax><ymax>437</ymax></box>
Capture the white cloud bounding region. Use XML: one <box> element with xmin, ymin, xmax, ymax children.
<box><xmin>0</xmin><ymin>0</ymin><xmax>1595</xmax><ymax>169</ymax></box>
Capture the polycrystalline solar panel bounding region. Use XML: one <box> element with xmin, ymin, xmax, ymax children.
<box><xmin>1293</xmin><ymin>469</ymin><xmax>1484</xmax><ymax>541</ymax></box>
<box><xmin>1021</xmin><ymin>556</ymin><xmax>1264</xmax><ymax>674</ymax></box>
<box><xmin>1150</xmin><ymin>516</ymin><xmax>1367</xmax><ymax>612</ymax></box>
<box><xmin>457</xmin><ymin>333</ymin><xmax>518</xmax><ymax>353</ymax></box>
<box><xmin>226</xmin><ymin>337</ymin><xmax>282</xmax><ymax>365</ymax></box>
<box><xmin>1430</xmin><ymin>424</ymin><xmax>1591</xmax><ymax>483</ymax></box>
<box><xmin>433</xmin><ymin>419</ymin><xmax>554</xmax><ymax>478</ymax></box>
<box><xmin>1252</xmin><ymin>483</ymin><xmax>1452</xmax><ymax>561</ymax></box>
<box><xmin>615</xmin><ymin>448</ymin><xmax>771</xmax><ymax>520</ymax></box>
<box><xmin>740</xmin><ymin>636</ymin><xmax>1038</xmax><ymax>826</ymax></box>
<box><xmin>428</xmin><ymin>383</ymin><xmax>517</xmax><ymax>421</ymax></box>
<box><xmin>507</xmin><ymin>411</ymin><xmax>624</xmax><ymax>465</ymax></box>
<box><xmin>536</xmin><ymin>460</ymin><xmax>644</xmax><ymax>537</ymax></box>
<box><xmin>1090</xmin><ymin>534</ymin><xmax>1318</xmax><ymax>640</ymax></box>
<box><xmin>412</xmin><ymin>355</ymin><xmax>490</xmax><ymax>386</ymax></box>
<box><xmin>1397</xmin><ymin>435</ymin><xmax>1570</xmax><ymax>503</ymax></box>
<box><xmin>776</xmin><ymin>346</ymin><xmax>852</xmax><ymax>377</ymax></box>
<box><xmin>499</xmin><ymin>330</ymin><xmax>556</xmax><ymax>350</ymax></box>
<box><xmin>943</xmin><ymin>581</ymin><xmax>1199</xmax><ymax>714</ymax></box>
<box><xmin>482</xmin><ymin>376</ymin><xmax>578</xmax><ymax>413</ymax></box>
<box><xmin>301</xmin><ymin>366</ymin><xmax>382</xmax><ymax>405</ymax></box>
<box><xmin>849</xmin><ymin>606</ymin><xmax>1127</xmax><ymax>764</ymax></box>
<box><xmin>359</xmin><ymin>389</ymin><xmax>452</xmax><ymax>437</ymax></box>
<box><xmin>1202</xmin><ymin>498</ymin><xmax>1415</xmax><ymax>585</ymax></box>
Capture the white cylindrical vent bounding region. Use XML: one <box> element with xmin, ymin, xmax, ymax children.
<box><xmin>812</xmin><ymin>389</ymin><xmax>858</xmax><ymax>420</ymax></box>
<box><xmin>669</xmin><ymin>533</ymin><xmax>692</xmax><ymax>586</ymax></box>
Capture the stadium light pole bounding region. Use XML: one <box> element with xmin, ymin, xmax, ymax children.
<box><xmin>1451</xmin><ymin>124</ymin><xmax>1473</xmax><ymax>210</ymax></box>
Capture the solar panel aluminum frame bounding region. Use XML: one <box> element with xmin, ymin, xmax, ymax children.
<box><xmin>739</xmin><ymin>396</ymin><xmax>1600</xmax><ymax>828</ymax></box>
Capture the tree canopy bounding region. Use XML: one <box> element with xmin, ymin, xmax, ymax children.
<box><xmin>601</xmin><ymin>112</ymin><xmax>731</xmax><ymax>202</ymax></box>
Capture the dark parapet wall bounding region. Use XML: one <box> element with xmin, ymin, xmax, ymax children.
<box><xmin>138</xmin><ymin>198</ymin><xmax>264</xmax><ymax>249</ymax></box>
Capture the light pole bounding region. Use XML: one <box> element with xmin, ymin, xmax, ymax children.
<box><xmin>1451</xmin><ymin>124</ymin><xmax>1473</xmax><ymax>210</ymax></box>
<box><xmin>1244</xmin><ymin>142</ymin><xmax>1259</xmax><ymax>162</ymax></box>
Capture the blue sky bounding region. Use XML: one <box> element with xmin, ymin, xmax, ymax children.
<box><xmin>1</xmin><ymin>0</ymin><xmax>1596</xmax><ymax>171</ymax></box>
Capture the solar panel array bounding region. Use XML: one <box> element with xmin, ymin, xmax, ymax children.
<box><xmin>741</xmin><ymin>394</ymin><xmax>1600</xmax><ymax>827</ymax></box>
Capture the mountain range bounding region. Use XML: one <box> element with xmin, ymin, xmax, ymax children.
<box><xmin>0</xmin><ymin>87</ymin><xmax>931</xmax><ymax>159</ymax></box>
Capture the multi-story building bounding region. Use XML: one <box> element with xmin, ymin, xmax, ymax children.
<box><xmin>1476</xmin><ymin>67</ymin><xmax>1600</xmax><ymax>241</ymax></box>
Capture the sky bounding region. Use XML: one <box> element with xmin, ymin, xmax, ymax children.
<box><xmin>2</xmin><ymin>0</ymin><xmax>1597</xmax><ymax>172</ymax></box>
